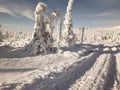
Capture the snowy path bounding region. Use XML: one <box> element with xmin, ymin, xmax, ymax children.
<box><xmin>0</xmin><ymin>45</ymin><xmax>120</xmax><ymax>90</ymax></box>
<box><xmin>22</xmin><ymin>51</ymin><xmax>101</xmax><ymax>90</ymax></box>
<box><xmin>69</xmin><ymin>54</ymin><xmax>115</xmax><ymax>90</ymax></box>
<box><xmin>112</xmin><ymin>53</ymin><xmax>120</xmax><ymax>90</ymax></box>
<box><xmin>0</xmin><ymin>45</ymin><xmax>101</xmax><ymax>90</ymax></box>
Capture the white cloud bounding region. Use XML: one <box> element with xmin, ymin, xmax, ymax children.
<box><xmin>95</xmin><ymin>0</ymin><xmax>120</xmax><ymax>6</ymax></box>
<box><xmin>0</xmin><ymin>1</ymin><xmax>34</xmax><ymax>20</ymax></box>
<box><xmin>20</xmin><ymin>10</ymin><xmax>34</xmax><ymax>20</ymax></box>
<box><xmin>93</xmin><ymin>10</ymin><xmax>120</xmax><ymax>18</ymax></box>
<box><xmin>0</xmin><ymin>6</ymin><xmax>17</xmax><ymax>17</ymax></box>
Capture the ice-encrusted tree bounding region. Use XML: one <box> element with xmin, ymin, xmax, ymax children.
<box><xmin>26</xmin><ymin>2</ymin><xmax>61</xmax><ymax>55</ymax></box>
<box><xmin>0</xmin><ymin>32</ymin><xmax>3</xmax><ymax>42</ymax></box>
<box><xmin>64</xmin><ymin>0</ymin><xmax>76</xmax><ymax>46</ymax></box>
<box><xmin>45</xmin><ymin>10</ymin><xmax>61</xmax><ymax>51</ymax></box>
<box><xmin>31</xmin><ymin>2</ymin><xmax>50</xmax><ymax>55</ymax></box>
<box><xmin>0</xmin><ymin>24</ymin><xmax>3</xmax><ymax>42</ymax></box>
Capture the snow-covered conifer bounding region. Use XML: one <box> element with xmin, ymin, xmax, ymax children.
<box><xmin>0</xmin><ymin>25</ymin><xmax>3</xmax><ymax>42</ymax></box>
<box><xmin>64</xmin><ymin>0</ymin><xmax>76</xmax><ymax>46</ymax></box>
<box><xmin>28</xmin><ymin>2</ymin><xmax>62</xmax><ymax>55</ymax></box>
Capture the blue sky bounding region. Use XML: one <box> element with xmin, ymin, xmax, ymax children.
<box><xmin>0</xmin><ymin>0</ymin><xmax>120</xmax><ymax>31</ymax></box>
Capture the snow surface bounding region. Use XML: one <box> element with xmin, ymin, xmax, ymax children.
<box><xmin>0</xmin><ymin>27</ymin><xmax>120</xmax><ymax>90</ymax></box>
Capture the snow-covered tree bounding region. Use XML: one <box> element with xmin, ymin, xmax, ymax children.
<box><xmin>26</xmin><ymin>2</ymin><xmax>61</xmax><ymax>55</ymax></box>
<box><xmin>0</xmin><ymin>25</ymin><xmax>3</xmax><ymax>42</ymax></box>
<box><xmin>0</xmin><ymin>31</ymin><xmax>3</xmax><ymax>42</ymax></box>
<box><xmin>45</xmin><ymin>10</ymin><xmax>61</xmax><ymax>51</ymax></box>
<box><xmin>64</xmin><ymin>0</ymin><xmax>76</xmax><ymax>46</ymax></box>
<box><xmin>31</xmin><ymin>2</ymin><xmax>49</xmax><ymax>55</ymax></box>
<box><xmin>57</xmin><ymin>18</ymin><xmax>63</xmax><ymax>53</ymax></box>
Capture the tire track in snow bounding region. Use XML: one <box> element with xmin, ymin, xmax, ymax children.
<box><xmin>69</xmin><ymin>54</ymin><xmax>115</xmax><ymax>90</ymax></box>
<box><xmin>112</xmin><ymin>53</ymin><xmax>120</xmax><ymax>90</ymax></box>
<box><xmin>22</xmin><ymin>50</ymin><xmax>102</xmax><ymax>90</ymax></box>
<box><xmin>104</xmin><ymin>54</ymin><xmax>117</xmax><ymax>90</ymax></box>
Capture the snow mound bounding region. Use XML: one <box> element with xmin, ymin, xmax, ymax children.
<box><xmin>111</xmin><ymin>47</ymin><xmax>117</xmax><ymax>52</ymax></box>
<box><xmin>63</xmin><ymin>51</ymin><xmax>79</xmax><ymax>58</ymax></box>
<box><xmin>103</xmin><ymin>47</ymin><xmax>110</xmax><ymax>52</ymax></box>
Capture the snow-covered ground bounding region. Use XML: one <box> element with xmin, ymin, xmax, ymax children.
<box><xmin>0</xmin><ymin>27</ymin><xmax>120</xmax><ymax>90</ymax></box>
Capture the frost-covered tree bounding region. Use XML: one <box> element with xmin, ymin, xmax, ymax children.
<box><xmin>26</xmin><ymin>2</ymin><xmax>61</xmax><ymax>55</ymax></box>
<box><xmin>45</xmin><ymin>10</ymin><xmax>61</xmax><ymax>51</ymax></box>
<box><xmin>57</xmin><ymin>18</ymin><xmax>63</xmax><ymax>53</ymax></box>
<box><xmin>31</xmin><ymin>2</ymin><xmax>49</xmax><ymax>55</ymax></box>
<box><xmin>0</xmin><ymin>31</ymin><xmax>3</xmax><ymax>42</ymax></box>
<box><xmin>64</xmin><ymin>0</ymin><xmax>76</xmax><ymax>46</ymax></box>
<box><xmin>0</xmin><ymin>24</ymin><xmax>3</xmax><ymax>42</ymax></box>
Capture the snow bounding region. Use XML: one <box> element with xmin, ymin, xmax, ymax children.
<box><xmin>0</xmin><ymin>1</ymin><xmax>120</xmax><ymax>89</ymax></box>
<box><xmin>0</xmin><ymin>26</ymin><xmax>120</xmax><ymax>90</ymax></box>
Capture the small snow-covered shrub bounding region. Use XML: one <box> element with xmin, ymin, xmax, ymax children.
<box><xmin>95</xmin><ymin>32</ymin><xmax>120</xmax><ymax>44</ymax></box>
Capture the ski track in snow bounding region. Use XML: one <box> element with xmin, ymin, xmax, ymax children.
<box><xmin>22</xmin><ymin>51</ymin><xmax>101</xmax><ymax>90</ymax></box>
<box><xmin>69</xmin><ymin>54</ymin><xmax>116</xmax><ymax>90</ymax></box>
<box><xmin>112</xmin><ymin>53</ymin><xmax>120</xmax><ymax>90</ymax></box>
